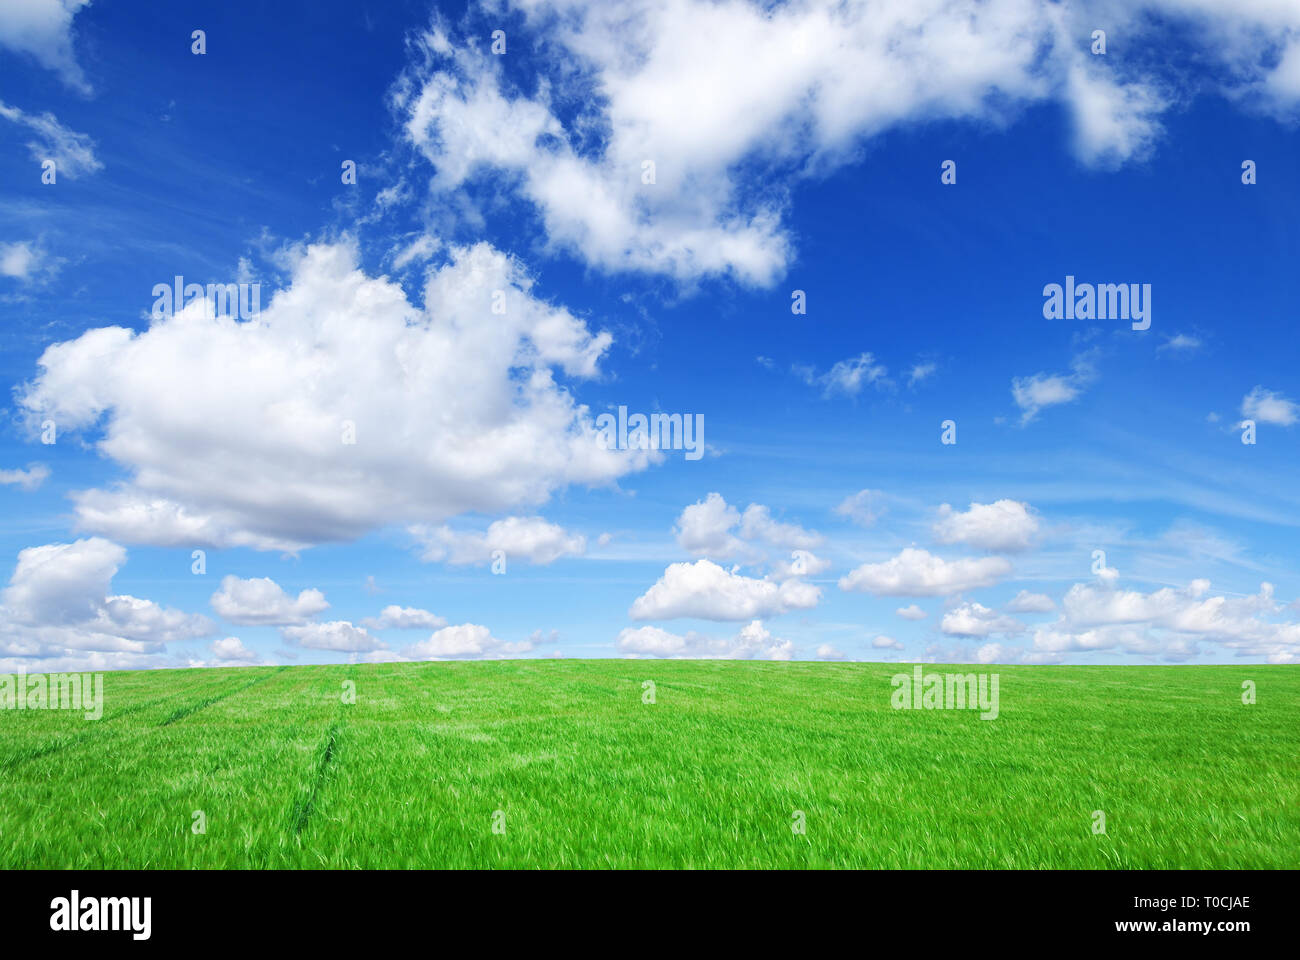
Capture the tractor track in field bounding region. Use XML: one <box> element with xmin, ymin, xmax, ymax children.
<box><xmin>0</xmin><ymin>670</ymin><xmax>287</xmax><ymax>770</ymax></box>
<box><xmin>0</xmin><ymin>693</ymin><xmax>185</xmax><ymax>770</ymax></box>
<box><xmin>158</xmin><ymin>667</ymin><xmax>287</xmax><ymax>727</ymax></box>
<box><xmin>287</xmin><ymin>716</ymin><xmax>345</xmax><ymax>837</ymax></box>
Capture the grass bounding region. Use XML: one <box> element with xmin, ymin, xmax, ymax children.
<box><xmin>0</xmin><ymin>661</ymin><xmax>1295</xmax><ymax>869</ymax></box>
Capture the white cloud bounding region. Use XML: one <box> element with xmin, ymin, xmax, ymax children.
<box><xmin>1011</xmin><ymin>353</ymin><xmax>1097</xmax><ymax>424</ymax></box>
<box><xmin>1062</xmin><ymin>57</ymin><xmax>1165</xmax><ymax>168</ymax></box>
<box><xmin>673</xmin><ymin>493</ymin><xmax>821</xmax><ymax>562</ymax></box>
<box><xmin>630</xmin><ymin>558</ymin><xmax>821</xmax><ymax>621</ymax></box>
<box><xmin>933</xmin><ymin>500</ymin><xmax>1040</xmax><ymax>552</ymax></box>
<box><xmin>1159</xmin><ymin>333</ymin><xmax>1201</xmax><ymax>352</ymax></box>
<box><xmin>839</xmin><ymin>548</ymin><xmax>1011</xmax><ymax>597</ymax></box>
<box><xmin>770</xmin><ymin>549</ymin><xmax>832</xmax><ymax>580</ymax></box>
<box><xmin>975</xmin><ymin>642</ymin><xmax>1003</xmax><ymax>664</ymax></box>
<box><xmin>0</xmin><ymin>100</ymin><xmax>100</xmax><ymax>176</ymax></box>
<box><xmin>391</xmin><ymin>1</ymin><xmax>1299</xmax><ymax>285</ymax></box>
<box><xmin>738</xmin><ymin>504</ymin><xmax>822</xmax><ymax>550</ymax></box>
<box><xmin>210</xmin><ymin>637</ymin><xmax>261</xmax><ymax>664</ymax></box>
<box><xmin>281</xmin><ymin>620</ymin><xmax>383</xmax><ymax>653</ymax></box>
<box><xmin>872</xmin><ymin>635</ymin><xmax>904</xmax><ymax>650</ymax></box>
<box><xmin>907</xmin><ymin>362</ymin><xmax>937</xmax><ymax>387</ymax></box>
<box><xmin>19</xmin><ymin>240</ymin><xmax>648</xmax><ymax>551</ymax></box>
<box><xmin>617</xmin><ymin>618</ymin><xmax>792</xmax><ymax>659</ymax></box>
<box><xmin>895</xmin><ymin>604</ymin><xmax>927</xmax><ymax>621</ymax></box>
<box><xmin>796</xmin><ymin>353</ymin><xmax>890</xmax><ymax>397</ymax></box>
<box><xmin>0</xmin><ymin>241</ymin><xmax>43</xmax><ymax>280</ymax></box>
<box><xmin>360</xmin><ymin>605</ymin><xmax>447</xmax><ymax>630</ymax></box>
<box><xmin>0</xmin><ymin>463</ymin><xmax>49</xmax><ymax>491</ymax></box>
<box><xmin>413</xmin><ymin>516</ymin><xmax>585</xmax><ymax>565</ymax></box>
<box><xmin>1028</xmin><ymin>577</ymin><xmax>1300</xmax><ymax>663</ymax></box>
<box><xmin>940</xmin><ymin>601</ymin><xmax>1025</xmax><ymax>637</ymax></box>
<box><xmin>403</xmin><ymin>622</ymin><xmax>531</xmax><ymax>659</ymax></box>
<box><xmin>0</xmin><ymin>537</ymin><xmax>212</xmax><ymax>670</ymax></box>
<box><xmin>1241</xmin><ymin>386</ymin><xmax>1298</xmax><ymax>427</ymax></box>
<box><xmin>210</xmin><ymin>576</ymin><xmax>329</xmax><ymax>626</ymax></box>
<box><xmin>835</xmin><ymin>489</ymin><xmax>885</xmax><ymax>527</ymax></box>
<box><xmin>0</xmin><ymin>0</ymin><xmax>92</xmax><ymax>91</ymax></box>
<box><xmin>1006</xmin><ymin>590</ymin><xmax>1055</xmax><ymax>613</ymax></box>
<box><xmin>675</xmin><ymin>492</ymin><xmax>748</xmax><ymax>558</ymax></box>
<box><xmin>815</xmin><ymin>643</ymin><xmax>845</xmax><ymax>660</ymax></box>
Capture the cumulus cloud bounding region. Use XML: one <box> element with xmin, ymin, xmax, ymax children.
<box><xmin>0</xmin><ymin>0</ymin><xmax>92</xmax><ymax>91</ymax></box>
<box><xmin>19</xmin><ymin>240</ymin><xmax>648</xmax><ymax>551</ymax></box>
<box><xmin>1028</xmin><ymin>577</ymin><xmax>1300</xmax><ymax>663</ymax></box>
<box><xmin>933</xmin><ymin>500</ymin><xmax>1040</xmax><ymax>552</ymax></box>
<box><xmin>209</xmin><ymin>576</ymin><xmax>329</xmax><ymax>626</ymax></box>
<box><xmin>738</xmin><ymin>504</ymin><xmax>823</xmax><ymax>550</ymax></box>
<box><xmin>390</xmin><ymin>0</ymin><xmax>1299</xmax><ymax>285</ymax></box>
<box><xmin>617</xmin><ymin>619</ymin><xmax>792</xmax><ymax>659</ymax></box>
<box><xmin>0</xmin><ymin>463</ymin><xmax>49</xmax><ymax>491</ymax></box>
<box><xmin>210</xmin><ymin>637</ymin><xmax>261</xmax><ymax>664</ymax></box>
<box><xmin>896</xmin><ymin>604</ymin><xmax>927</xmax><ymax>621</ymax></box>
<box><xmin>1241</xmin><ymin>386</ymin><xmax>1298</xmax><ymax>427</ymax></box>
<box><xmin>0</xmin><ymin>241</ymin><xmax>56</xmax><ymax>283</ymax></box>
<box><xmin>835</xmin><ymin>489</ymin><xmax>885</xmax><ymax>527</ymax></box>
<box><xmin>0</xmin><ymin>100</ymin><xmax>100</xmax><ymax>176</ymax></box>
<box><xmin>630</xmin><ymin>558</ymin><xmax>821</xmax><ymax>621</ymax></box>
<box><xmin>673</xmin><ymin>493</ymin><xmax>821</xmax><ymax>563</ymax></box>
<box><xmin>403</xmin><ymin>622</ymin><xmax>531</xmax><ymax>659</ymax></box>
<box><xmin>0</xmin><ymin>537</ymin><xmax>212</xmax><ymax>671</ymax></box>
<box><xmin>839</xmin><ymin>548</ymin><xmax>1011</xmax><ymax>597</ymax></box>
<box><xmin>1012</xmin><ymin>353</ymin><xmax>1097</xmax><ymax>424</ymax></box>
<box><xmin>769</xmin><ymin>549</ymin><xmax>832</xmax><ymax>581</ymax></box>
<box><xmin>940</xmin><ymin>602</ymin><xmax>1026</xmax><ymax>637</ymax></box>
<box><xmin>281</xmin><ymin>621</ymin><xmax>383</xmax><ymax>653</ymax></box>
<box><xmin>872</xmin><ymin>635</ymin><xmax>904</xmax><ymax>650</ymax></box>
<box><xmin>413</xmin><ymin>516</ymin><xmax>586</xmax><ymax>565</ymax></box>
<box><xmin>1006</xmin><ymin>590</ymin><xmax>1056</xmax><ymax>613</ymax></box>
<box><xmin>360</xmin><ymin>605</ymin><xmax>447</xmax><ymax>630</ymax></box>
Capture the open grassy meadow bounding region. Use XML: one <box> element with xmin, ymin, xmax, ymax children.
<box><xmin>1</xmin><ymin>661</ymin><xmax>1295</xmax><ymax>869</ymax></box>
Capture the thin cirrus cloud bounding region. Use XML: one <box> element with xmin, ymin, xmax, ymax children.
<box><xmin>0</xmin><ymin>99</ymin><xmax>101</xmax><ymax>176</ymax></box>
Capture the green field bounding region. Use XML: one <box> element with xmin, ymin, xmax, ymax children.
<box><xmin>1</xmin><ymin>661</ymin><xmax>1295</xmax><ymax>868</ymax></box>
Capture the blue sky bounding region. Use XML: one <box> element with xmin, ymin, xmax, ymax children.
<box><xmin>2</xmin><ymin>0</ymin><xmax>1299</xmax><ymax>670</ymax></box>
